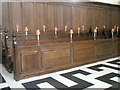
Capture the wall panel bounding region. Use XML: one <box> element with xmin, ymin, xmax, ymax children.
<box><xmin>56</xmin><ymin>4</ymin><xmax>64</xmax><ymax>30</ymax></box>
<box><xmin>46</xmin><ymin>4</ymin><xmax>55</xmax><ymax>30</ymax></box>
<box><xmin>2</xmin><ymin>2</ymin><xmax>120</xmax><ymax>32</ymax></box>
<box><xmin>35</xmin><ymin>3</ymin><xmax>45</xmax><ymax>30</ymax></box>
<box><xmin>80</xmin><ymin>6</ymin><xmax>88</xmax><ymax>30</ymax></box>
<box><xmin>10</xmin><ymin>2</ymin><xmax>22</xmax><ymax>32</ymax></box>
<box><xmin>2</xmin><ymin>2</ymin><xmax>10</xmax><ymax>31</ymax></box>
<box><xmin>64</xmin><ymin>6</ymin><xmax>72</xmax><ymax>29</ymax></box>
<box><xmin>72</xmin><ymin>6</ymin><xmax>79</xmax><ymax>30</ymax></box>
<box><xmin>22</xmin><ymin>2</ymin><xmax>35</xmax><ymax>31</ymax></box>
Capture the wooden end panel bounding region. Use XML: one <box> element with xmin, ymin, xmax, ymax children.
<box><xmin>17</xmin><ymin>47</ymin><xmax>41</xmax><ymax>76</ymax></box>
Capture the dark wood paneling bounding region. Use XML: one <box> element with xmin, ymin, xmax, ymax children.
<box><xmin>56</xmin><ymin>4</ymin><xmax>64</xmax><ymax>30</ymax></box>
<box><xmin>46</xmin><ymin>4</ymin><xmax>55</xmax><ymax>30</ymax></box>
<box><xmin>95</xmin><ymin>40</ymin><xmax>113</xmax><ymax>59</ymax></box>
<box><xmin>42</xmin><ymin>49</ymin><xmax>70</xmax><ymax>68</ymax></box>
<box><xmin>80</xmin><ymin>6</ymin><xmax>88</xmax><ymax>30</ymax></box>
<box><xmin>87</xmin><ymin>7</ymin><xmax>93</xmax><ymax>29</ymax></box>
<box><xmin>19</xmin><ymin>47</ymin><xmax>41</xmax><ymax>74</ymax></box>
<box><xmin>41</xmin><ymin>45</ymin><xmax>71</xmax><ymax>68</ymax></box>
<box><xmin>35</xmin><ymin>3</ymin><xmax>45</xmax><ymax>30</ymax></box>
<box><xmin>2</xmin><ymin>2</ymin><xmax>10</xmax><ymax>31</ymax></box>
<box><xmin>2</xmin><ymin>2</ymin><xmax>120</xmax><ymax>32</ymax></box>
<box><xmin>10</xmin><ymin>2</ymin><xmax>22</xmax><ymax>32</ymax></box>
<box><xmin>64</xmin><ymin>6</ymin><xmax>72</xmax><ymax>29</ymax></box>
<box><xmin>113</xmin><ymin>39</ymin><xmax>118</xmax><ymax>56</ymax></box>
<box><xmin>14</xmin><ymin>38</ymin><xmax>119</xmax><ymax>80</ymax></box>
<box><xmin>74</xmin><ymin>42</ymin><xmax>95</xmax><ymax>63</ymax></box>
<box><xmin>72</xmin><ymin>6</ymin><xmax>79</xmax><ymax>30</ymax></box>
<box><xmin>22</xmin><ymin>2</ymin><xmax>35</xmax><ymax>31</ymax></box>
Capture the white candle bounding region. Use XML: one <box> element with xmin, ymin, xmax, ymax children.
<box><xmin>25</xmin><ymin>27</ymin><xmax>28</xmax><ymax>35</ymax></box>
<box><xmin>70</xmin><ymin>34</ymin><xmax>72</xmax><ymax>39</ymax></box>
<box><xmin>117</xmin><ymin>27</ymin><xmax>119</xmax><ymax>35</ymax></box>
<box><xmin>94</xmin><ymin>32</ymin><xmax>96</xmax><ymax>40</ymax></box>
<box><xmin>36</xmin><ymin>30</ymin><xmax>40</xmax><ymax>40</ymax></box>
<box><xmin>54</xmin><ymin>27</ymin><xmax>58</xmax><ymax>35</ymax></box>
<box><xmin>37</xmin><ymin>35</ymin><xmax>39</xmax><ymax>40</ymax></box>
<box><xmin>93</xmin><ymin>29</ymin><xmax>97</xmax><ymax>40</ymax></box>
<box><xmin>112</xmin><ymin>28</ymin><xmax>114</xmax><ymax>38</ymax></box>
<box><xmin>112</xmin><ymin>32</ymin><xmax>113</xmax><ymax>38</ymax></box>
<box><xmin>17</xmin><ymin>28</ymin><xmax>19</xmax><ymax>32</ymax></box>
<box><xmin>65</xmin><ymin>25</ymin><xmax>67</xmax><ymax>32</ymax></box>
<box><xmin>16</xmin><ymin>25</ymin><xmax>19</xmax><ymax>32</ymax></box>
<box><xmin>70</xmin><ymin>29</ymin><xmax>73</xmax><ymax>39</ymax></box>
<box><xmin>55</xmin><ymin>30</ymin><xmax>57</xmax><ymax>35</ymax></box>
<box><xmin>43</xmin><ymin>28</ymin><xmax>45</xmax><ymax>32</ymax></box>
<box><xmin>43</xmin><ymin>25</ymin><xmax>46</xmax><ymax>32</ymax></box>
<box><xmin>82</xmin><ymin>25</ymin><xmax>85</xmax><ymax>33</ymax></box>
<box><xmin>78</xmin><ymin>30</ymin><xmax>80</xmax><ymax>34</ymax></box>
<box><xmin>26</xmin><ymin>31</ymin><xmax>27</xmax><ymax>36</ymax></box>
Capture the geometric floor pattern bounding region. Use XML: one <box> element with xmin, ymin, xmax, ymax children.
<box><xmin>0</xmin><ymin>57</ymin><xmax>120</xmax><ymax>90</ymax></box>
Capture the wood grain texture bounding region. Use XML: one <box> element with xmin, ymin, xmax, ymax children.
<box><xmin>13</xmin><ymin>38</ymin><xmax>119</xmax><ymax>80</ymax></box>
<box><xmin>2</xmin><ymin>2</ymin><xmax>120</xmax><ymax>32</ymax></box>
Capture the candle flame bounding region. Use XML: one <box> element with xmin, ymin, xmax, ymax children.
<box><xmin>95</xmin><ymin>27</ymin><xmax>98</xmax><ymax>29</ymax></box>
<box><xmin>103</xmin><ymin>25</ymin><xmax>106</xmax><ymax>28</ymax></box>
<box><xmin>65</xmin><ymin>25</ymin><xmax>67</xmax><ymax>29</ymax></box>
<box><xmin>94</xmin><ymin>29</ymin><xmax>97</xmax><ymax>33</ymax></box>
<box><xmin>36</xmin><ymin>30</ymin><xmax>40</xmax><ymax>35</ymax></box>
<box><xmin>25</xmin><ymin>27</ymin><xmax>28</xmax><ymax>32</ymax></box>
<box><xmin>114</xmin><ymin>25</ymin><xmax>116</xmax><ymax>28</ymax></box>
<box><xmin>112</xmin><ymin>28</ymin><xmax>114</xmax><ymax>32</ymax></box>
<box><xmin>43</xmin><ymin>25</ymin><xmax>46</xmax><ymax>29</ymax></box>
<box><xmin>77</xmin><ymin>27</ymin><xmax>80</xmax><ymax>31</ymax></box>
<box><xmin>16</xmin><ymin>25</ymin><xmax>19</xmax><ymax>29</ymax></box>
<box><xmin>82</xmin><ymin>25</ymin><xmax>85</xmax><ymax>28</ymax></box>
<box><xmin>70</xmin><ymin>29</ymin><xmax>73</xmax><ymax>34</ymax></box>
<box><xmin>55</xmin><ymin>27</ymin><xmax>58</xmax><ymax>31</ymax></box>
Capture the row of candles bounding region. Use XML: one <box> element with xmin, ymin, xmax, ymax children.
<box><xmin>16</xmin><ymin>25</ymin><xmax>119</xmax><ymax>40</ymax></box>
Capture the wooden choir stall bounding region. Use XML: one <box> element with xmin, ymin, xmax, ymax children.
<box><xmin>2</xmin><ymin>2</ymin><xmax>120</xmax><ymax>80</ymax></box>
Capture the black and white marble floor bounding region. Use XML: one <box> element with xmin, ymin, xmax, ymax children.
<box><xmin>0</xmin><ymin>57</ymin><xmax>120</xmax><ymax>90</ymax></box>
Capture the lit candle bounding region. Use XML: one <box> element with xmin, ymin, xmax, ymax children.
<box><xmin>54</xmin><ymin>27</ymin><xmax>58</xmax><ymax>35</ymax></box>
<box><xmin>70</xmin><ymin>29</ymin><xmax>73</xmax><ymax>39</ymax></box>
<box><xmin>117</xmin><ymin>27</ymin><xmax>119</xmax><ymax>35</ymax></box>
<box><xmin>77</xmin><ymin>27</ymin><xmax>80</xmax><ymax>34</ymax></box>
<box><xmin>25</xmin><ymin>27</ymin><xmax>28</xmax><ymax>35</ymax></box>
<box><xmin>112</xmin><ymin>28</ymin><xmax>114</xmax><ymax>38</ymax></box>
<box><xmin>16</xmin><ymin>25</ymin><xmax>19</xmax><ymax>32</ymax></box>
<box><xmin>43</xmin><ymin>25</ymin><xmax>46</xmax><ymax>32</ymax></box>
<box><xmin>65</xmin><ymin>25</ymin><xmax>67</xmax><ymax>32</ymax></box>
<box><xmin>94</xmin><ymin>28</ymin><xmax>97</xmax><ymax>40</ymax></box>
<box><xmin>114</xmin><ymin>25</ymin><xmax>116</xmax><ymax>29</ymax></box>
<box><xmin>82</xmin><ymin>25</ymin><xmax>85</xmax><ymax>33</ymax></box>
<box><xmin>36</xmin><ymin>30</ymin><xmax>40</xmax><ymax>40</ymax></box>
<box><xmin>103</xmin><ymin>25</ymin><xmax>106</xmax><ymax>29</ymax></box>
